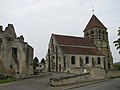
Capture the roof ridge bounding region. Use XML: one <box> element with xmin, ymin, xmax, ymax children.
<box><xmin>84</xmin><ymin>15</ymin><xmax>107</xmax><ymax>32</ymax></box>
<box><xmin>53</xmin><ymin>33</ymin><xmax>86</xmax><ymax>39</ymax></box>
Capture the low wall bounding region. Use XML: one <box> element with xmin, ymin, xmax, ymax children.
<box><xmin>106</xmin><ymin>69</ymin><xmax>120</xmax><ymax>78</ymax></box>
<box><xmin>90</xmin><ymin>67</ymin><xmax>106</xmax><ymax>80</ymax></box>
<box><xmin>50</xmin><ymin>73</ymin><xmax>91</xmax><ymax>86</ymax></box>
<box><xmin>50</xmin><ymin>67</ymin><xmax>120</xmax><ymax>87</ymax></box>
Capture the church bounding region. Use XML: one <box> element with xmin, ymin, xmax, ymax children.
<box><xmin>46</xmin><ymin>14</ymin><xmax>113</xmax><ymax>73</ymax></box>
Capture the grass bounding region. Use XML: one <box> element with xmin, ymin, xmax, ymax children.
<box><xmin>0</xmin><ymin>78</ymin><xmax>15</xmax><ymax>84</ymax></box>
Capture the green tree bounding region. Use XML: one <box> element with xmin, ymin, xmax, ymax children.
<box><xmin>113</xmin><ymin>27</ymin><xmax>120</xmax><ymax>54</ymax></box>
<box><xmin>114</xmin><ymin>64</ymin><xmax>120</xmax><ymax>71</ymax></box>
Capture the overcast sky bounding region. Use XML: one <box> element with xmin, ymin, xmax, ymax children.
<box><xmin>0</xmin><ymin>0</ymin><xmax>120</xmax><ymax>62</ymax></box>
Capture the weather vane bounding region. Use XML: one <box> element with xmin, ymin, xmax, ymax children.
<box><xmin>92</xmin><ymin>7</ymin><xmax>94</xmax><ymax>14</ymax></box>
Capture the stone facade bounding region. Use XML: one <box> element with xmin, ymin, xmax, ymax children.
<box><xmin>46</xmin><ymin>34</ymin><xmax>105</xmax><ymax>73</ymax></box>
<box><xmin>46</xmin><ymin>15</ymin><xmax>113</xmax><ymax>73</ymax></box>
<box><xmin>84</xmin><ymin>15</ymin><xmax>113</xmax><ymax>69</ymax></box>
<box><xmin>0</xmin><ymin>24</ymin><xmax>34</xmax><ymax>77</ymax></box>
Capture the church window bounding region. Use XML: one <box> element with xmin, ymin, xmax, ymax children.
<box><xmin>85</xmin><ymin>57</ymin><xmax>89</xmax><ymax>64</ymax></box>
<box><xmin>80</xmin><ymin>57</ymin><xmax>84</xmax><ymax>66</ymax></box>
<box><xmin>98</xmin><ymin>30</ymin><xmax>101</xmax><ymax>40</ymax></box>
<box><xmin>92</xmin><ymin>35</ymin><xmax>94</xmax><ymax>39</ymax></box>
<box><xmin>103</xmin><ymin>35</ymin><xmax>105</xmax><ymax>40</ymax></box>
<box><xmin>10</xmin><ymin>65</ymin><xmax>12</xmax><ymax>69</ymax></box>
<box><xmin>97</xmin><ymin>57</ymin><xmax>101</xmax><ymax>64</ymax></box>
<box><xmin>108</xmin><ymin>63</ymin><xmax>111</xmax><ymax>69</ymax></box>
<box><xmin>102</xmin><ymin>31</ymin><xmax>106</xmax><ymax>40</ymax></box>
<box><xmin>92</xmin><ymin>57</ymin><xmax>95</xmax><ymax>66</ymax></box>
<box><xmin>63</xmin><ymin>56</ymin><xmax>66</xmax><ymax>68</ymax></box>
<box><xmin>71</xmin><ymin>56</ymin><xmax>75</xmax><ymax>65</ymax></box>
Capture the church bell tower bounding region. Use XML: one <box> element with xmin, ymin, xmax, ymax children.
<box><xmin>84</xmin><ymin>14</ymin><xmax>113</xmax><ymax>69</ymax></box>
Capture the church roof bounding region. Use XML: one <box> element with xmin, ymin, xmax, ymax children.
<box><xmin>53</xmin><ymin>34</ymin><xmax>96</xmax><ymax>47</ymax></box>
<box><xmin>60</xmin><ymin>46</ymin><xmax>104</xmax><ymax>56</ymax></box>
<box><xmin>52</xmin><ymin>34</ymin><xmax>104</xmax><ymax>56</ymax></box>
<box><xmin>84</xmin><ymin>15</ymin><xmax>107</xmax><ymax>31</ymax></box>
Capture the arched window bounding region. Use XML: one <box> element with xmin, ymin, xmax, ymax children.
<box><xmin>98</xmin><ymin>30</ymin><xmax>101</xmax><ymax>39</ymax></box>
<box><xmin>80</xmin><ymin>57</ymin><xmax>83</xmax><ymax>66</ymax></box>
<box><xmin>98</xmin><ymin>57</ymin><xmax>101</xmax><ymax>64</ymax></box>
<box><xmin>85</xmin><ymin>57</ymin><xmax>89</xmax><ymax>64</ymax></box>
<box><xmin>92</xmin><ymin>57</ymin><xmax>95</xmax><ymax>66</ymax></box>
<box><xmin>71</xmin><ymin>56</ymin><xmax>75</xmax><ymax>65</ymax></box>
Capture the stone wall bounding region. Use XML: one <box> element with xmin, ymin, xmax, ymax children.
<box><xmin>90</xmin><ymin>67</ymin><xmax>106</xmax><ymax>80</ymax></box>
<box><xmin>0</xmin><ymin>24</ymin><xmax>34</xmax><ymax>78</ymax></box>
<box><xmin>50</xmin><ymin>67</ymin><xmax>120</xmax><ymax>87</ymax></box>
<box><xmin>50</xmin><ymin>73</ymin><xmax>91</xmax><ymax>86</ymax></box>
<box><xmin>106</xmin><ymin>69</ymin><xmax>120</xmax><ymax>78</ymax></box>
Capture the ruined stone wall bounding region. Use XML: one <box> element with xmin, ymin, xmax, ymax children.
<box><xmin>27</xmin><ymin>45</ymin><xmax>34</xmax><ymax>75</ymax></box>
<box><xmin>0</xmin><ymin>24</ymin><xmax>34</xmax><ymax>78</ymax></box>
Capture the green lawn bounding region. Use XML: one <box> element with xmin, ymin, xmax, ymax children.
<box><xmin>0</xmin><ymin>78</ymin><xmax>15</xmax><ymax>84</ymax></box>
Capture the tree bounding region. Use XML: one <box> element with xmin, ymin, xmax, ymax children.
<box><xmin>33</xmin><ymin>57</ymin><xmax>39</xmax><ymax>70</ymax></box>
<box><xmin>113</xmin><ymin>27</ymin><xmax>120</xmax><ymax>54</ymax></box>
<box><xmin>114</xmin><ymin>64</ymin><xmax>120</xmax><ymax>71</ymax></box>
<box><xmin>41</xmin><ymin>58</ymin><xmax>45</xmax><ymax>65</ymax></box>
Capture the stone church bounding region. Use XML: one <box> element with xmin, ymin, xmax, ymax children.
<box><xmin>46</xmin><ymin>15</ymin><xmax>113</xmax><ymax>73</ymax></box>
<box><xmin>0</xmin><ymin>24</ymin><xmax>34</xmax><ymax>77</ymax></box>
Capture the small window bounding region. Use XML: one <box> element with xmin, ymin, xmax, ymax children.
<box><xmin>92</xmin><ymin>57</ymin><xmax>95</xmax><ymax>66</ymax></box>
<box><xmin>12</xmin><ymin>47</ymin><xmax>17</xmax><ymax>57</ymax></box>
<box><xmin>10</xmin><ymin>65</ymin><xmax>12</xmax><ymax>69</ymax></box>
<box><xmin>63</xmin><ymin>56</ymin><xmax>66</xmax><ymax>68</ymax></box>
<box><xmin>71</xmin><ymin>56</ymin><xmax>75</xmax><ymax>65</ymax></box>
<box><xmin>85</xmin><ymin>57</ymin><xmax>89</xmax><ymax>64</ymax></box>
<box><xmin>98</xmin><ymin>57</ymin><xmax>101</xmax><ymax>64</ymax></box>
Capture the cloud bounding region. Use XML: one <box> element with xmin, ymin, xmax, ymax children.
<box><xmin>0</xmin><ymin>0</ymin><xmax>120</xmax><ymax>62</ymax></box>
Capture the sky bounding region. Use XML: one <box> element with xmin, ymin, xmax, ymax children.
<box><xmin>0</xmin><ymin>0</ymin><xmax>120</xmax><ymax>62</ymax></box>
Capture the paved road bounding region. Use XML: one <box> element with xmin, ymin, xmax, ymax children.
<box><xmin>70</xmin><ymin>78</ymin><xmax>120</xmax><ymax>90</ymax></box>
<box><xmin>0</xmin><ymin>73</ymin><xmax>74</xmax><ymax>90</ymax></box>
<box><xmin>0</xmin><ymin>73</ymin><xmax>120</xmax><ymax>90</ymax></box>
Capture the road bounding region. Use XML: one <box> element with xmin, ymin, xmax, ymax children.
<box><xmin>0</xmin><ymin>73</ymin><xmax>74</xmax><ymax>90</ymax></box>
<box><xmin>0</xmin><ymin>74</ymin><xmax>120</xmax><ymax>90</ymax></box>
<box><xmin>70</xmin><ymin>78</ymin><xmax>120</xmax><ymax>90</ymax></box>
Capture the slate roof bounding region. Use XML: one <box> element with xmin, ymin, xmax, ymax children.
<box><xmin>53</xmin><ymin>34</ymin><xmax>96</xmax><ymax>47</ymax></box>
<box><xmin>84</xmin><ymin>15</ymin><xmax>107</xmax><ymax>31</ymax></box>
<box><xmin>52</xmin><ymin>34</ymin><xmax>104</xmax><ymax>56</ymax></box>
<box><xmin>60</xmin><ymin>46</ymin><xmax>104</xmax><ymax>56</ymax></box>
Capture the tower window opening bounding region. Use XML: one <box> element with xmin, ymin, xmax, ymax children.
<box><xmin>85</xmin><ymin>57</ymin><xmax>89</xmax><ymax>64</ymax></box>
<box><xmin>71</xmin><ymin>56</ymin><xmax>75</xmax><ymax>65</ymax></box>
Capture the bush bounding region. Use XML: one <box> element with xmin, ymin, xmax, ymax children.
<box><xmin>114</xmin><ymin>64</ymin><xmax>120</xmax><ymax>71</ymax></box>
<box><xmin>0</xmin><ymin>73</ymin><xmax>6</xmax><ymax>79</ymax></box>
